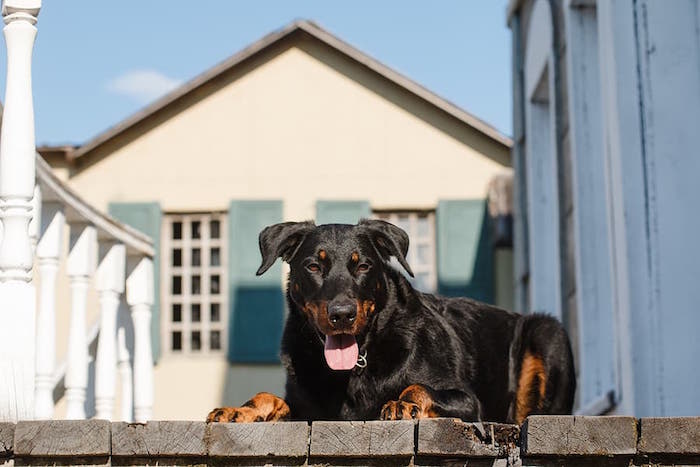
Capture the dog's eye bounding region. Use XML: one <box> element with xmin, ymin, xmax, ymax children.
<box><xmin>356</xmin><ymin>263</ymin><xmax>371</xmax><ymax>273</ymax></box>
<box><xmin>306</xmin><ymin>263</ymin><xmax>321</xmax><ymax>273</ymax></box>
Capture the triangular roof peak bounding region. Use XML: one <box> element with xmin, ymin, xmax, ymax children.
<box><xmin>69</xmin><ymin>19</ymin><xmax>511</xmax><ymax>161</ymax></box>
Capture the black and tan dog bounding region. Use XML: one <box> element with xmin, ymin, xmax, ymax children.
<box><xmin>207</xmin><ymin>220</ymin><xmax>575</xmax><ymax>424</ymax></box>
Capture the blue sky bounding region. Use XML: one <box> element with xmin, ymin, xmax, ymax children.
<box><xmin>1</xmin><ymin>1</ymin><xmax>512</xmax><ymax>146</ymax></box>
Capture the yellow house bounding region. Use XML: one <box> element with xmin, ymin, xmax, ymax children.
<box><xmin>41</xmin><ymin>20</ymin><xmax>512</xmax><ymax>420</ymax></box>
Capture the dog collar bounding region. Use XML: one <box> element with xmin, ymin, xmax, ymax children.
<box><xmin>355</xmin><ymin>351</ymin><xmax>368</xmax><ymax>369</ymax></box>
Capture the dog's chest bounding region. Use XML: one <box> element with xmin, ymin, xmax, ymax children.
<box><xmin>337</xmin><ymin>364</ymin><xmax>395</xmax><ymax>419</ymax></box>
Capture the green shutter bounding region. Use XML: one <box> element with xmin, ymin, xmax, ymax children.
<box><xmin>436</xmin><ymin>199</ymin><xmax>493</xmax><ymax>302</ymax></box>
<box><xmin>108</xmin><ymin>202</ymin><xmax>162</xmax><ymax>362</ymax></box>
<box><xmin>316</xmin><ymin>200</ymin><xmax>371</xmax><ymax>225</ymax></box>
<box><xmin>228</xmin><ymin>200</ymin><xmax>284</xmax><ymax>363</ymax></box>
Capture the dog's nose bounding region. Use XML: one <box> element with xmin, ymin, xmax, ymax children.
<box><xmin>328</xmin><ymin>301</ymin><xmax>357</xmax><ymax>327</ymax></box>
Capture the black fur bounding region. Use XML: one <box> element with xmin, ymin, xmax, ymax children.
<box><xmin>258</xmin><ymin>220</ymin><xmax>575</xmax><ymax>422</ymax></box>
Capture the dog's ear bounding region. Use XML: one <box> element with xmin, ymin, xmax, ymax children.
<box><xmin>257</xmin><ymin>221</ymin><xmax>316</xmax><ymax>276</ymax></box>
<box><xmin>358</xmin><ymin>219</ymin><xmax>414</xmax><ymax>277</ymax></box>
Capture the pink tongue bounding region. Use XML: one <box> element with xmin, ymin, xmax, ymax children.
<box><xmin>324</xmin><ymin>334</ymin><xmax>359</xmax><ymax>370</ymax></box>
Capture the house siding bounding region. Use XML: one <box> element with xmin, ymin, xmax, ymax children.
<box><xmin>510</xmin><ymin>0</ymin><xmax>700</xmax><ymax>416</ymax></box>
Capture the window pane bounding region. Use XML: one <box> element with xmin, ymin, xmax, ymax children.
<box><xmin>417</xmin><ymin>244</ymin><xmax>430</xmax><ymax>264</ymax></box>
<box><xmin>396</xmin><ymin>214</ymin><xmax>410</xmax><ymax>232</ymax></box>
<box><xmin>191</xmin><ymin>331</ymin><xmax>201</xmax><ymax>351</ymax></box>
<box><xmin>210</xmin><ymin>247</ymin><xmax>220</xmax><ymax>266</ymax></box>
<box><xmin>172</xmin><ymin>304</ymin><xmax>182</xmax><ymax>322</ymax></box>
<box><xmin>192</xmin><ymin>275</ymin><xmax>201</xmax><ymax>295</ymax></box>
<box><xmin>173</xmin><ymin>248</ymin><xmax>182</xmax><ymax>267</ymax></box>
<box><xmin>210</xmin><ymin>220</ymin><xmax>220</xmax><ymax>239</ymax></box>
<box><xmin>210</xmin><ymin>330</ymin><xmax>221</xmax><ymax>350</ymax></box>
<box><xmin>210</xmin><ymin>303</ymin><xmax>220</xmax><ymax>322</ymax></box>
<box><xmin>417</xmin><ymin>214</ymin><xmax>430</xmax><ymax>236</ymax></box>
<box><xmin>172</xmin><ymin>276</ymin><xmax>182</xmax><ymax>295</ymax></box>
<box><xmin>210</xmin><ymin>275</ymin><xmax>220</xmax><ymax>294</ymax></box>
<box><xmin>192</xmin><ymin>248</ymin><xmax>201</xmax><ymax>266</ymax></box>
<box><xmin>191</xmin><ymin>304</ymin><xmax>201</xmax><ymax>322</ymax></box>
<box><xmin>172</xmin><ymin>221</ymin><xmax>182</xmax><ymax>240</ymax></box>
<box><xmin>172</xmin><ymin>331</ymin><xmax>182</xmax><ymax>351</ymax></box>
<box><xmin>191</xmin><ymin>221</ymin><xmax>201</xmax><ymax>239</ymax></box>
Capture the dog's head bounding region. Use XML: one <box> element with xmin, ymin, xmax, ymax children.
<box><xmin>256</xmin><ymin>219</ymin><xmax>414</xmax><ymax>371</ymax></box>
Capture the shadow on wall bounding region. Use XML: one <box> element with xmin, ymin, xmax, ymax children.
<box><xmin>437</xmin><ymin>203</ymin><xmax>494</xmax><ymax>303</ymax></box>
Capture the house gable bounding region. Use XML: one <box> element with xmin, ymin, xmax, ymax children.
<box><xmin>64</xmin><ymin>22</ymin><xmax>511</xmax><ymax>220</ymax></box>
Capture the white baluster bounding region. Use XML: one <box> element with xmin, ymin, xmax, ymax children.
<box><xmin>126</xmin><ymin>255</ymin><xmax>154</xmax><ymax>423</ymax></box>
<box><xmin>117</xmin><ymin>303</ymin><xmax>133</xmax><ymax>422</ymax></box>
<box><xmin>65</xmin><ymin>223</ymin><xmax>97</xmax><ymax>419</ymax></box>
<box><xmin>94</xmin><ymin>242</ymin><xmax>125</xmax><ymax>420</ymax></box>
<box><xmin>34</xmin><ymin>202</ymin><xmax>64</xmax><ymax>419</ymax></box>
<box><xmin>0</xmin><ymin>0</ymin><xmax>41</xmax><ymax>422</ymax></box>
<box><xmin>28</xmin><ymin>184</ymin><xmax>40</xmax><ymax>250</ymax></box>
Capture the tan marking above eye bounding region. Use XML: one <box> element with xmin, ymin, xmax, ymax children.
<box><xmin>351</xmin><ymin>252</ymin><xmax>359</xmax><ymax>262</ymax></box>
<box><xmin>318</xmin><ymin>250</ymin><xmax>327</xmax><ymax>260</ymax></box>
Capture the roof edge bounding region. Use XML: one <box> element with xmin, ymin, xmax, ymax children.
<box><xmin>295</xmin><ymin>21</ymin><xmax>512</xmax><ymax>148</ymax></box>
<box><xmin>71</xmin><ymin>19</ymin><xmax>512</xmax><ymax>161</ymax></box>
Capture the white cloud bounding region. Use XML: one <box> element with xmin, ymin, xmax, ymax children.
<box><xmin>106</xmin><ymin>69</ymin><xmax>183</xmax><ymax>103</ymax></box>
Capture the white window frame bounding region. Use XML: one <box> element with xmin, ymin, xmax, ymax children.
<box><xmin>161</xmin><ymin>212</ymin><xmax>228</xmax><ymax>356</ymax></box>
<box><xmin>373</xmin><ymin>210</ymin><xmax>437</xmax><ymax>293</ymax></box>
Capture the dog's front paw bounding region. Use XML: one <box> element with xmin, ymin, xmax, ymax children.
<box><xmin>380</xmin><ymin>385</ymin><xmax>439</xmax><ymax>420</ymax></box>
<box><xmin>380</xmin><ymin>400</ymin><xmax>422</xmax><ymax>420</ymax></box>
<box><xmin>206</xmin><ymin>406</ymin><xmax>263</xmax><ymax>423</ymax></box>
<box><xmin>206</xmin><ymin>392</ymin><xmax>290</xmax><ymax>423</ymax></box>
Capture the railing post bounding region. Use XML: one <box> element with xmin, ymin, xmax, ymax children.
<box><xmin>34</xmin><ymin>201</ymin><xmax>64</xmax><ymax>419</ymax></box>
<box><xmin>117</xmin><ymin>303</ymin><xmax>133</xmax><ymax>422</ymax></box>
<box><xmin>65</xmin><ymin>223</ymin><xmax>97</xmax><ymax>419</ymax></box>
<box><xmin>0</xmin><ymin>0</ymin><xmax>41</xmax><ymax>422</ymax></box>
<box><xmin>126</xmin><ymin>255</ymin><xmax>154</xmax><ymax>423</ymax></box>
<box><xmin>94</xmin><ymin>241</ymin><xmax>125</xmax><ymax>420</ymax></box>
<box><xmin>28</xmin><ymin>184</ymin><xmax>40</xmax><ymax>249</ymax></box>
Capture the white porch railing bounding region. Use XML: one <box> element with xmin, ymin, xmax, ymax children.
<box><xmin>0</xmin><ymin>0</ymin><xmax>156</xmax><ymax>423</ymax></box>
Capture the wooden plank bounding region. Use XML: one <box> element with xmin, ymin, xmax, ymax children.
<box><xmin>417</xmin><ymin>418</ymin><xmax>518</xmax><ymax>459</ymax></box>
<box><xmin>563</xmin><ymin>0</ymin><xmax>617</xmax><ymax>411</ymax></box>
<box><xmin>14</xmin><ymin>420</ymin><xmax>110</xmax><ymax>457</ymax></box>
<box><xmin>638</xmin><ymin>417</ymin><xmax>700</xmax><ymax>455</ymax></box>
<box><xmin>637</xmin><ymin>0</ymin><xmax>700</xmax><ymax>416</ymax></box>
<box><xmin>521</xmin><ymin>416</ymin><xmax>637</xmax><ymax>457</ymax></box>
<box><xmin>111</xmin><ymin>421</ymin><xmax>206</xmax><ymax>457</ymax></box>
<box><xmin>309</xmin><ymin>420</ymin><xmax>414</xmax><ymax>459</ymax></box>
<box><xmin>0</xmin><ymin>423</ymin><xmax>13</xmax><ymax>458</ymax></box>
<box><xmin>207</xmin><ymin>421</ymin><xmax>309</xmax><ymax>460</ymax></box>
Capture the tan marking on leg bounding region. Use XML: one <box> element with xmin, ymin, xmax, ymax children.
<box><xmin>206</xmin><ymin>392</ymin><xmax>290</xmax><ymax>423</ymax></box>
<box><xmin>515</xmin><ymin>351</ymin><xmax>547</xmax><ymax>424</ymax></box>
<box><xmin>380</xmin><ymin>384</ymin><xmax>438</xmax><ymax>420</ymax></box>
<box><xmin>399</xmin><ymin>384</ymin><xmax>439</xmax><ymax>417</ymax></box>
